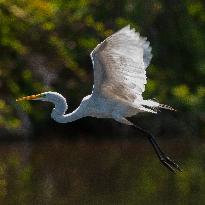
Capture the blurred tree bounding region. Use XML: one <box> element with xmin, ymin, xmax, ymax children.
<box><xmin>0</xmin><ymin>0</ymin><xmax>204</xmax><ymax>137</ymax></box>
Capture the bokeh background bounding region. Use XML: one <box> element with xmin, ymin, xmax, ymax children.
<box><xmin>0</xmin><ymin>0</ymin><xmax>205</xmax><ymax>204</ymax></box>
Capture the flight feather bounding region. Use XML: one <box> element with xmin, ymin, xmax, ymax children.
<box><xmin>90</xmin><ymin>25</ymin><xmax>152</xmax><ymax>104</ymax></box>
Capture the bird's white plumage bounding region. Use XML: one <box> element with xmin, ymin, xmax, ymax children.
<box><xmin>18</xmin><ymin>25</ymin><xmax>174</xmax><ymax>124</ymax></box>
<box><xmin>90</xmin><ymin>25</ymin><xmax>152</xmax><ymax>105</ymax></box>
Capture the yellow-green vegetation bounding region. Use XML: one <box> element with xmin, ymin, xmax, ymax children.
<box><xmin>0</xmin><ymin>0</ymin><xmax>204</xmax><ymax>136</ymax></box>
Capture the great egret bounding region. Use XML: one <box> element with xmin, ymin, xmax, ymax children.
<box><xmin>16</xmin><ymin>25</ymin><xmax>181</xmax><ymax>173</ymax></box>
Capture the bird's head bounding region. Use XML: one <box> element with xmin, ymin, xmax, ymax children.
<box><xmin>16</xmin><ymin>91</ymin><xmax>69</xmax><ymax>122</ymax></box>
<box><xmin>16</xmin><ymin>91</ymin><xmax>66</xmax><ymax>104</ymax></box>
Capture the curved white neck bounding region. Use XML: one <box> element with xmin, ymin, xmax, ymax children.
<box><xmin>50</xmin><ymin>94</ymin><xmax>84</xmax><ymax>123</ymax></box>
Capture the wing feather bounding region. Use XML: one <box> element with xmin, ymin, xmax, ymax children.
<box><xmin>90</xmin><ymin>25</ymin><xmax>152</xmax><ymax>103</ymax></box>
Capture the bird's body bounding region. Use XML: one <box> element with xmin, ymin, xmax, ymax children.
<box><xmin>48</xmin><ymin>92</ymin><xmax>140</xmax><ymax>123</ymax></box>
<box><xmin>16</xmin><ymin>25</ymin><xmax>181</xmax><ymax>173</ymax></box>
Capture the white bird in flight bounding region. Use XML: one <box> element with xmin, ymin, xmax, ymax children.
<box><xmin>17</xmin><ymin>25</ymin><xmax>181</xmax><ymax>173</ymax></box>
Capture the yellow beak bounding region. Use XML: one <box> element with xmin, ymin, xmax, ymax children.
<box><xmin>16</xmin><ymin>93</ymin><xmax>43</xmax><ymax>102</ymax></box>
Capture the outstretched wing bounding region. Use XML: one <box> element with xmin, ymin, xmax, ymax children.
<box><xmin>90</xmin><ymin>25</ymin><xmax>152</xmax><ymax>104</ymax></box>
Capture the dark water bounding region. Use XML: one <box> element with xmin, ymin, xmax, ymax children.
<box><xmin>0</xmin><ymin>137</ymin><xmax>204</xmax><ymax>205</ymax></box>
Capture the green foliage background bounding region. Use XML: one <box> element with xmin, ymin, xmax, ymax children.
<box><xmin>0</xmin><ymin>0</ymin><xmax>204</xmax><ymax>137</ymax></box>
<box><xmin>0</xmin><ymin>1</ymin><xmax>205</xmax><ymax>204</ymax></box>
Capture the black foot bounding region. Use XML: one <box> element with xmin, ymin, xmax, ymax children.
<box><xmin>133</xmin><ymin>124</ymin><xmax>182</xmax><ymax>174</ymax></box>
<box><xmin>160</xmin><ymin>155</ymin><xmax>182</xmax><ymax>173</ymax></box>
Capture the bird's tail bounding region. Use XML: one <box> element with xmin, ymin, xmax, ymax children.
<box><xmin>157</xmin><ymin>103</ymin><xmax>176</xmax><ymax>111</ymax></box>
<box><xmin>139</xmin><ymin>99</ymin><xmax>176</xmax><ymax>113</ymax></box>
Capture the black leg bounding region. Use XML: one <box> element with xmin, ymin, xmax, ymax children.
<box><xmin>133</xmin><ymin>124</ymin><xmax>182</xmax><ymax>173</ymax></box>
